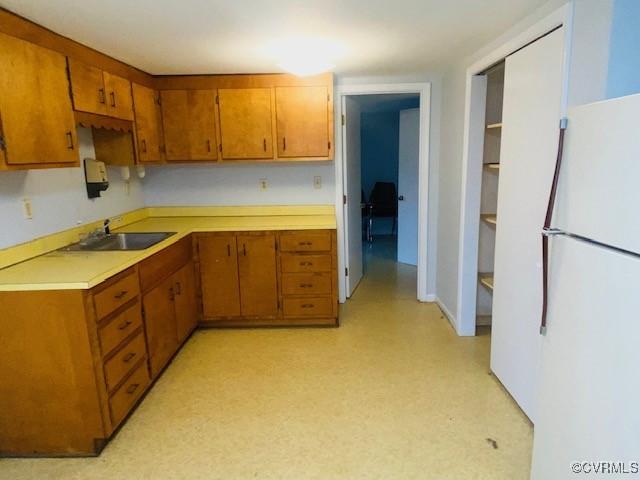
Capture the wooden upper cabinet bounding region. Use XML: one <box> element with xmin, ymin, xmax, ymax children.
<box><xmin>237</xmin><ymin>234</ymin><xmax>278</xmax><ymax>317</ymax></box>
<box><xmin>217</xmin><ymin>88</ymin><xmax>273</xmax><ymax>160</ymax></box>
<box><xmin>275</xmin><ymin>86</ymin><xmax>329</xmax><ymax>158</ymax></box>
<box><xmin>160</xmin><ymin>89</ymin><xmax>217</xmax><ymax>161</ymax></box>
<box><xmin>132</xmin><ymin>83</ymin><xmax>164</xmax><ymax>163</ymax></box>
<box><xmin>68</xmin><ymin>58</ymin><xmax>133</xmax><ymax>120</ymax></box>
<box><xmin>0</xmin><ymin>32</ymin><xmax>78</xmax><ymax>167</ymax></box>
<box><xmin>68</xmin><ymin>58</ymin><xmax>107</xmax><ymax>116</ymax></box>
<box><xmin>103</xmin><ymin>72</ymin><xmax>134</xmax><ymax>120</ymax></box>
<box><xmin>198</xmin><ymin>235</ymin><xmax>241</xmax><ymax>318</ymax></box>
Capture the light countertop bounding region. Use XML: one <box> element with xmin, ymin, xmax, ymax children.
<box><xmin>0</xmin><ymin>214</ymin><xmax>336</xmax><ymax>292</ymax></box>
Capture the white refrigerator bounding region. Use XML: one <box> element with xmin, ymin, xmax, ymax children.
<box><xmin>531</xmin><ymin>93</ymin><xmax>640</xmax><ymax>478</ymax></box>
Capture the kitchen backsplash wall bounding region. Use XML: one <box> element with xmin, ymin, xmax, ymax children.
<box><xmin>0</xmin><ymin>128</ymin><xmax>145</xmax><ymax>249</ymax></box>
<box><xmin>141</xmin><ymin>162</ymin><xmax>335</xmax><ymax>206</ymax></box>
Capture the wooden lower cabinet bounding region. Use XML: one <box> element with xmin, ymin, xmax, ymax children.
<box><xmin>197</xmin><ymin>229</ymin><xmax>338</xmax><ymax>327</ymax></box>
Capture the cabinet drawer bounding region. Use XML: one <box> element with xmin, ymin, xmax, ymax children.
<box><xmin>103</xmin><ymin>332</ymin><xmax>147</xmax><ymax>392</ymax></box>
<box><xmin>280</xmin><ymin>231</ymin><xmax>331</xmax><ymax>252</ymax></box>
<box><xmin>109</xmin><ymin>361</ymin><xmax>150</xmax><ymax>428</ymax></box>
<box><xmin>93</xmin><ymin>270</ymin><xmax>140</xmax><ymax>321</ymax></box>
<box><xmin>139</xmin><ymin>236</ymin><xmax>192</xmax><ymax>293</ymax></box>
<box><xmin>282</xmin><ymin>273</ymin><xmax>331</xmax><ymax>295</ymax></box>
<box><xmin>283</xmin><ymin>296</ymin><xmax>333</xmax><ymax>317</ymax></box>
<box><xmin>281</xmin><ymin>254</ymin><xmax>332</xmax><ymax>273</ymax></box>
<box><xmin>98</xmin><ymin>302</ymin><xmax>143</xmax><ymax>356</ymax></box>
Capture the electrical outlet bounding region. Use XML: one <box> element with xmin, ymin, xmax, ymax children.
<box><xmin>313</xmin><ymin>176</ymin><xmax>322</xmax><ymax>189</ymax></box>
<box><xmin>259</xmin><ymin>178</ymin><xmax>268</xmax><ymax>190</ymax></box>
<box><xmin>22</xmin><ymin>197</ymin><xmax>33</xmax><ymax>220</ymax></box>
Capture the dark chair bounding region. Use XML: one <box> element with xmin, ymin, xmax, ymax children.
<box><xmin>368</xmin><ymin>182</ymin><xmax>397</xmax><ymax>241</ymax></box>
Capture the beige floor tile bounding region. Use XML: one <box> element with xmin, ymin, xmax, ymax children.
<box><xmin>0</xmin><ymin>237</ymin><xmax>532</xmax><ymax>479</ymax></box>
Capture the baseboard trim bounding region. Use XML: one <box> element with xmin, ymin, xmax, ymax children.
<box><xmin>435</xmin><ymin>297</ymin><xmax>459</xmax><ymax>333</ymax></box>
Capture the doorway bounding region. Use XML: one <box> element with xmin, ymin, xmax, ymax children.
<box><xmin>337</xmin><ymin>85</ymin><xmax>430</xmax><ymax>301</ymax></box>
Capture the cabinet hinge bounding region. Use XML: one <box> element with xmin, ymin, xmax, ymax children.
<box><xmin>343</xmin><ymin>194</ymin><xmax>347</xmax><ymax>205</ymax></box>
<box><xmin>341</xmin><ymin>114</ymin><xmax>345</xmax><ymax>126</ymax></box>
<box><xmin>345</xmin><ymin>267</ymin><xmax>349</xmax><ymax>276</ymax></box>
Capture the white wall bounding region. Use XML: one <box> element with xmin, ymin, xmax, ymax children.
<box><xmin>142</xmin><ymin>162</ymin><xmax>335</xmax><ymax>206</ymax></box>
<box><xmin>435</xmin><ymin>0</ymin><xmax>617</xmax><ymax>326</ymax></box>
<box><xmin>0</xmin><ymin>128</ymin><xmax>144</xmax><ymax>249</ymax></box>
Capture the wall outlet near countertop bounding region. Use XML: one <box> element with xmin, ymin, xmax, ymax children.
<box><xmin>313</xmin><ymin>176</ymin><xmax>322</xmax><ymax>189</ymax></box>
<box><xmin>22</xmin><ymin>197</ymin><xmax>33</xmax><ymax>220</ymax></box>
<box><xmin>259</xmin><ymin>178</ymin><xmax>268</xmax><ymax>190</ymax></box>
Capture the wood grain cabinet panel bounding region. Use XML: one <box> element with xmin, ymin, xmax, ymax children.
<box><xmin>103</xmin><ymin>71</ymin><xmax>134</xmax><ymax>120</ymax></box>
<box><xmin>98</xmin><ymin>302</ymin><xmax>143</xmax><ymax>356</ymax></box>
<box><xmin>237</xmin><ymin>234</ymin><xmax>278</xmax><ymax>317</ymax></box>
<box><xmin>198</xmin><ymin>235</ymin><xmax>241</xmax><ymax>318</ymax></box>
<box><xmin>132</xmin><ymin>83</ymin><xmax>164</xmax><ymax>163</ymax></box>
<box><xmin>275</xmin><ymin>86</ymin><xmax>329</xmax><ymax>158</ymax></box>
<box><xmin>143</xmin><ymin>275</ymin><xmax>179</xmax><ymax>378</ymax></box>
<box><xmin>217</xmin><ymin>88</ymin><xmax>273</xmax><ymax>159</ymax></box>
<box><xmin>108</xmin><ymin>361</ymin><xmax>150</xmax><ymax>428</ymax></box>
<box><xmin>174</xmin><ymin>261</ymin><xmax>198</xmax><ymax>343</ymax></box>
<box><xmin>0</xmin><ymin>32</ymin><xmax>78</xmax><ymax>167</ymax></box>
<box><xmin>103</xmin><ymin>332</ymin><xmax>147</xmax><ymax>392</ymax></box>
<box><xmin>68</xmin><ymin>58</ymin><xmax>108</xmax><ymax>116</ymax></box>
<box><xmin>160</xmin><ymin>89</ymin><xmax>217</xmax><ymax>161</ymax></box>
<box><xmin>282</xmin><ymin>272</ymin><xmax>331</xmax><ymax>295</ymax></box>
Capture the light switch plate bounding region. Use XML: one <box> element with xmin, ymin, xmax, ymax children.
<box><xmin>22</xmin><ymin>197</ymin><xmax>33</xmax><ymax>220</ymax></box>
<box><xmin>313</xmin><ymin>176</ymin><xmax>322</xmax><ymax>189</ymax></box>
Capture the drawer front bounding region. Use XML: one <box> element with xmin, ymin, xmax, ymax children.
<box><xmin>138</xmin><ymin>236</ymin><xmax>192</xmax><ymax>293</ymax></box>
<box><xmin>104</xmin><ymin>332</ymin><xmax>147</xmax><ymax>392</ymax></box>
<box><xmin>281</xmin><ymin>254</ymin><xmax>332</xmax><ymax>273</ymax></box>
<box><xmin>280</xmin><ymin>231</ymin><xmax>331</xmax><ymax>252</ymax></box>
<box><xmin>282</xmin><ymin>273</ymin><xmax>331</xmax><ymax>295</ymax></box>
<box><xmin>283</xmin><ymin>296</ymin><xmax>333</xmax><ymax>317</ymax></box>
<box><xmin>98</xmin><ymin>302</ymin><xmax>143</xmax><ymax>356</ymax></box>
<box><xmin>109</xmin><ymin>361</ymin><xmax>150</xmax><ymax>428</ymax></box>
<box><xmin>93</xmin><ymin>271</ymin><xmax>140</xmax><ymax>321</ymax></box>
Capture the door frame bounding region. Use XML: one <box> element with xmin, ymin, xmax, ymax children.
<box><xmin>455</xmin><ymin>4</ymin><xmax>573</xmax><ymax>336</ymax></box>
<box><xmin>334</xmin><ymin>82</ymin><xmax>433</xmax><ymax>303</ymax></box>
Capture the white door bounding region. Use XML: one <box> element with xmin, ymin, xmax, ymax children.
<box><xmin>397</xmin><ymin>108</ymin><xmax>419</xmax><ymax>266</ymax></box>
<box><xmin>343</xmin><ymin>96</ymin><xmax>363</xmax><ymax>296</ymax></box>
<box><xmin>490</xmin><ymin>27</ymin><xmax>564</xmax><ymax>421</ymax></box>
<box><xmin>531</xmin><ymin>235</ymin><xmax>640</xmax><ymax>479</ymax></box>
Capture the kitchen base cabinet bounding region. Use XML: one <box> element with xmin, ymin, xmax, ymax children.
<box><xmin>197</xmin><ymin>229</ymin><xmax>338</xmax><ymax>327</ymax></box>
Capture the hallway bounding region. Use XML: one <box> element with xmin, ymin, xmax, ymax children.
<box><xmin>1</xmin><ymin>243</ymin><xmax>532</xmax><ymax>480</ymax></box>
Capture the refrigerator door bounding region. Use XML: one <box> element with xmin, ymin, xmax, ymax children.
<box><xmin>553</xmin><ymin>93</ymin><xmax>640</xmax><ymax>254</ymax></box>
<box><xmin>491</xmin><ymin>27</ymin><xmax>565</xmax><ymax>421</ymax></box>
<box><xmin>531</xmin><ymin>235</ymin><xmax>640</xmax><ymax>479</ymax></box>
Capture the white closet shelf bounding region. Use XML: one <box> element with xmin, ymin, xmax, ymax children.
<box><xmin>484</xmin><ymin>163</ymin><xmax>500</xmax><ymax>172</ymax></box>
<box><xmin>478</xmin><ymin>273</ymin><xmax>494</xmax><ymax>292</ymax></box>
<box><xmin>481</xmin><ymin>214</ymin><xmax>497</xmax><ymax>226</ymax></box>
<box><xmin>486</xmin><ymin>123</ymin><xmax>503</xmax><ymax>129</ymax></box>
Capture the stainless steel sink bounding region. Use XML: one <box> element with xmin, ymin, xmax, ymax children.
<box><xmin>60</xmin><ymin>232</ymin><xmax>176</xmax><ymax>251</ymax></box>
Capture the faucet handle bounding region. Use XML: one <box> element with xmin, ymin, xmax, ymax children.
<box><xmin>103</xmin><ymin>218</ymin><xmax>111</xmax><ymax>234</ymax></box>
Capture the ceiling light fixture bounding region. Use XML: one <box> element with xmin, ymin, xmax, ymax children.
<box><xmin>264</xmin><ymin>37</ymin><xmax>343</xmax><ymax>77</ymax></box>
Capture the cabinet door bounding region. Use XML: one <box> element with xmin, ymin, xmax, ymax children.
<box><xmin>132</xmin><ymin>83</ymin><xmax>164</xmax><ymax>163</ymax></box>
<box><xmin>174</xmin><ymin>261</ymin><xmax>198</xmax><ymax>343</ymax></box>
<box><xmin>275</xmin><ymin>86</ymin><xmax>329</xmax><ymax>158</ymax></box>
<box><xmin>104</xmin><ymin>71</ymin><xmax>134</xmax><ymax>120</ymax></box>
<box><xmin>160</xmin><ymin>90</ymin><xmax>190</xmax><ymax>160</ymax></box>
<box><xmin>143</xmin><ymin>276</ymin><xmax>178</xmax><ymax>378</ymax></box>
<box><xmin>218</xmin><ymin>88</ymin><xmax>273</xmax><ymax>159</ymax></box>
<box><xmin>0</xmin><ymin>33</ymin><xmax>78</xmax><ymax>166</ymax></box>
<box><xmin>237</xmin><ymin>234</ymin><xmax>278</xmax><ymax>317</ymax></box>
<box><xmin>67</xmin><ymin>58</ymin><xmax>107</xmax><ymax>116</ymax></box>
<box><xmin>188</xmin><ymin>90</ymin><xmax>218</xmax><ymax>161</ymax></box>
<box><xmin>198</xmin><ymin>235</ymin><xmax>241</xmax><ymax>317</ymax></box>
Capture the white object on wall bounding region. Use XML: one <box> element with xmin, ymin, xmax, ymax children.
<box><xmin>397</xmin><ymin>108</ymin><xmax>419</xmax><ymax>266</ymax></box>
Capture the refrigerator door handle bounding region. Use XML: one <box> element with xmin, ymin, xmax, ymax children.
<box><xmin>541</xmin><ymin>118</ymin><xmax>568</xmax><ymax>335</ymax></box>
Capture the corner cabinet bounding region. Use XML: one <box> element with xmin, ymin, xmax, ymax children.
<box><xmin>196</xmin><ymin>229</ymin><xmax>338</xmax><ymax>327</ymax></box>
<box><xmin>0</xmin><ymin>32</ymin><xmax>78</xmax><ymax>168</ymax></box>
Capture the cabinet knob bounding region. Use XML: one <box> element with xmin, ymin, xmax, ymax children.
<box><xmin>282</xmin><ymin>137</ymin><xmax>286</xmax><ymax>151</ymax></box>
<box><xmin>117</xmin><ymin>320</ymin><xmax>133</xmax><ymax>331</ymax></box>
<box><xmin>141</xmin><ymin>139</ymin><xmax>147</xmax><ymax>153</ymax></box>
<box><xmin>301</xmin><ymin>304</ymin><xmax>314</xmax><ymax>309</ymax></box>
<box><xmin>123</xmin><ymin>352</ymin><xmax>136</xmax><ymax>363</ymax></box>
<box><xmin>98</xmin><ymin>88</ymin><xmax>106</xmax><ymax>104</ymax></box>
<box><xmin>65</xmin><ymin>132</ymin><xmax>74</xmax><ymax>150</ymax></box>
<box><xmin>110</xmin><ymin>91</ymin><xmax>116</xmax><ymax>107</ymax></box>
<box><xmin>126</xmin><ymin>383</ymin><xmax>140</xmax><ymax>395</ymax></box>
<box><xmin>263</xmin><ymin>138</ymin><xmax>267</xmax><ymax>152</ymax></box>
<box><xmin>114</xmin><ymin>290</ymin><xmax>128</xmax><ymax>300</ymax></box>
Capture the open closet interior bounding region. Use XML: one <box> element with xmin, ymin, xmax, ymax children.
<box><xmin>476</xmin><ymin>62</ymin><xmax>504</xmax><ymax>327</ymax></box>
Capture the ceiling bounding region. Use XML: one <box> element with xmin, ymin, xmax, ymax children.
<box><xmin>1</xmin><ymin>0</ymin><xmax>549</xmax><ymax>76</ymax></box>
